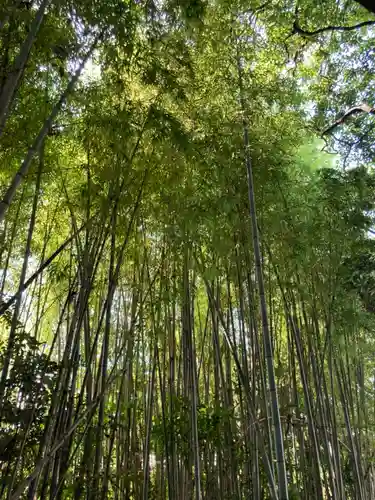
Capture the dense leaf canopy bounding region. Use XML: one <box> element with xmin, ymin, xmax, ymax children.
<box><xmin>0</xmin><ymin>1</ymin><xmax>375</xmax><ymax>499</ymax></box>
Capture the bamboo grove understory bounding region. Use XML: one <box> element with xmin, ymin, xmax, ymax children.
<box><xmin>1</xmin><ymin>0</ymin><xmax>375</xmax><ymax>499</ymax></box>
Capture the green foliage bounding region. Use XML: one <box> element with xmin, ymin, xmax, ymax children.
<box><xmin>0</xmin><ymin>327</ymin><xmax>59</xmax><ymax>471</ymax></box>
<box><xmin>1</xmin><ymin>0</ymin><xmax>375</xmax><ymax>498</ymax></box>
<box><xmin>152</xmin><ymin>395</ymin><xmax>233</xmax><ymax>459</ymax></box>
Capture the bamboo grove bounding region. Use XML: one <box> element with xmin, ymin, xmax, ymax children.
<box><xmin>1</xmin><ymin>0</ymin><xmax>375</xmax><ymax>499</ymax></box>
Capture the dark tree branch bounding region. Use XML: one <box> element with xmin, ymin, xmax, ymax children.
<box><xmin>355</xmin><ymin>0</ymin><xmax>375</xmax><ymax>15</ymax></box>
<box><xmin>254</xmin><ymin>1</ymin><xmax>272</xmax><ymax>13</ymax></box>
<box><xmin>293</xmin><ymin>18</ymin><xmax>375</xmax><ymax>37</ymax></box>
<box><xmin>322</xmin><ymin>103</ymin><xmax>375</xmax><ymax>135</ymax></box>
<box><xmin>321</xmin><ymin>134</ymin><xmax>339</xmax><ymax>154</ymax></box>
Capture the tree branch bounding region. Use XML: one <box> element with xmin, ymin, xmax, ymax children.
<box><xmin>293</xmin><ymin>18</ymin><xmax>375</xmax><ymax>37</ymax></box>
<box><xmin>355</xmin><ymin>0</ymin><xmax>375</xmax><ymax>15</ymax></box>
<box><xmin>322</xmin><ymin>103</ymin><xmax>375</xmax><ymax>135</ymax></box>
<box><xmin>254</xmin><ymin>1</ymin><xmax>272</xmax><ymax>13</ymax></box>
